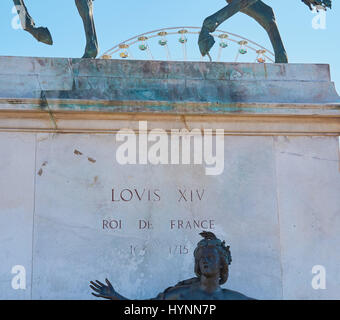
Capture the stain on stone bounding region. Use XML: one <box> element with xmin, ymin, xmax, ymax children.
<box><xmin>37</xmin><ymin>59</ymin><xmax>46</xmax><ymax>67</ymax></box>
<box><xmin>283</xmin><ymin>136</ymin><xmax>290</xmax><ymax>143</ymax></box>
<box><xmin>263</xmin><ymin>63</ymin><xmax>268</xmax><ymax>79</ymax></box>
<box><xmin>39</xmin><ymin>91</ymin><xmax>49</xmax><ymax>110</ymax></box>
<box><xmin>280</xmin><ymin>151</ymin><xmax>303</xmax><ymax>157</ymax></box>
<box><xmin>88</xmin><ymin>157</ymin><xmax>96</xmax><ymax>163</ymax></box>
<box><xmin>160</xmin><ymin>61</ymin><xmax>170</xmax><ymax>75</ymax></box>
<box><xmin>338</xmin><ymin>140</ymin><xmax>340</xmax><ymax>173</ymax></box>
<box><xmin>312</xmin><ymin>156</ymin><xmax>339</xmax><ymax>163</ymax></box>
<box><xmin>89</xmin><ymin>176</ymin><xmax>99</xmax><ymax>187</ymax></box>
<box><xmin>74</xmin><ymin>149</ymin><xmax>83</xmax><ymax>156</ymax></box>
<box><xmin>37</xmin><ymin>161</ymin><xmax>48</xmax><ymax>176</ymax></box>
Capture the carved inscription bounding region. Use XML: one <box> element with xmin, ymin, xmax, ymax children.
<box><xmin>103</xmin><ymin>188</ymin><xmax>214</xmax><ymax>232</ymax></box>
<box><xmin>112</xmin><ymin>189</ymin><xmax>160</xmax><ymax>202</ymax></box>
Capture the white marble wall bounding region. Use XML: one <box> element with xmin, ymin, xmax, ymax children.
<box><xmin>274</xmin><ymin>136</ymin><xmax>340</xmax><ymax>299</ymax></box>
<box><xmin>0</xmin><ymin>133</ymin><xmax>36</xmax><ymax>299</ymax></box>
<box><xmin>0</xmin><ymin>133</ymin><xmax>339</xmax><ymax>299</ymax></box>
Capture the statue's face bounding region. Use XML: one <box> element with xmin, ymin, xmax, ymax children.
<box><xmin>198</xmin><ymin>247</ymin><xmax>220</xmax><ymax>277</ymax></box>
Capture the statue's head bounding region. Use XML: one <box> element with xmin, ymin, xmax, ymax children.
<box><xmin>194</xmin><ymin>231</ymin><xmax>232</xmax><ymax>285</ymax></box>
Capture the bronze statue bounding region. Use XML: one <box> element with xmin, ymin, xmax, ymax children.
<box><xmin>12</xmin><ymin>0</ymin><xmax>331</xmax><ymax>62</ymax></box>
<box><xmin>198</xmin><ymin>0</ymin><xmax>332</xmax><ymax>63</ymax></box>
<box><xmin>90</xmin><ymin>231</ymin><xmax>254</xmax><ymax>300</ymax></box>
<box><xmin>12</xmin><ymin>0</ymin><xmax>98</xmax><ymax>58</ymax></box>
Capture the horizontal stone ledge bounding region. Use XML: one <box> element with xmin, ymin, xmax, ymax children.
<box><xmin>0</xmin><ymin>109</ymin><xmax>339</xmax><ymax>135</ymax></box>
<box><xmin>0</xmin><ymin>56</ymin><xmax>333</xmax><ymax>81</ymax></box>
<box><xmin>1</xmin><ymin>79</ymin><xmax>338</xmax><ymax>104</ymax></box>
<box><xmin>0</xmin><ymin>57</ymin><xmax>339</xmax><ymax>104</ymax></box>
<box><xmin>1</xmin><ymin>98</ymin><xmax>340</xmax><ymax>116</ymax></box>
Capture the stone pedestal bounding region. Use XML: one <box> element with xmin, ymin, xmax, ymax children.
<box><xmin>0</xmin><ymin>57</ymin><xmax>339</xmax><ymax>300</ymax></box>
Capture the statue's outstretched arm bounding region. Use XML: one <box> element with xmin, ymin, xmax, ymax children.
<box><xmin>90</xmin><ymin>279</ymin><xmax>128</xmax><ymax>300</ymax></box>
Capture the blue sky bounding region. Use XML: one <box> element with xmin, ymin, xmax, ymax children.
<box><xmin>1</xmin><ymin>1</ymin><xmax>339</xmax><ymax>93</ymax></box>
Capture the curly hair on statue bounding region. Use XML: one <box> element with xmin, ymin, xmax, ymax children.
<box><xmin>193</xmin><ymin>231</ymin><xmax>232</xmax><ymax>285</ymax></box>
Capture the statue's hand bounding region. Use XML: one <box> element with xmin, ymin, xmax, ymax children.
<box><xmin>90</xmin><ymin>278</ymin><xmax>116</xmax><ymax>300</ymax></box>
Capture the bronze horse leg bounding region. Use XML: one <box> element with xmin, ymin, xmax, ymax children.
<box><xmin>12</xmin><ymin>0</ymin><xmax>98</xmax><ymax>58</ymax></box>
<box><xmin>198</xmin><ymin>0</ymin><xmax>288</xmax><ymax>63</ymax></box>
<box><xmin>75</xmin><ymin>0</ymin><xmax>98</xmax><ymax>58</ymax></box>
<box><xmin>238</xmin><ymin>0</ymin><xmax>288</xmax><ymax>63</ymax></box>
<box><xmin>198</xmin><ymin>0</ymin><xmax>258</xmax><ymax>58</ymax></box>
<box><xmin>12</xmin><ymin>0</ymin><xmax>53</xmax><ymax>45</ymax></box>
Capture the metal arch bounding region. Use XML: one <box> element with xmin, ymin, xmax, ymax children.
<box><xmin>99</xmin><ymin>26</ymin><xmax>275</xmax><ymax>62</ymax></box>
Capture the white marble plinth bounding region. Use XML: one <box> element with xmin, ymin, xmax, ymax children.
<box><xmin>0</xmin><ymin>57</ymin><xmax>339</xmax><ymax>300</ymax></box>
<box><xmin>0</xmin><ymin>132</ymin><xmax>339</xmax><ymax>300</ymax></box>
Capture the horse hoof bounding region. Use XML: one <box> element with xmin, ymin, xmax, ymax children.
<box><xmin>82</xmin><ymin>44</ymin><xmax>98</xmax><ymax>59</ymax></box>
<box><xmin>31</xmin><ymin>27</ymin><xmax>53</xmax><ymax>45</ymax></box>
<box><xmin>275</xmin><ymin>52</ymin><xmax>288</xmax><ymax>64</ymax></box>
<box><xmin>198</xmin><ymin>27</ymin><xmax>215</xmax><ymax>57</ymax></box>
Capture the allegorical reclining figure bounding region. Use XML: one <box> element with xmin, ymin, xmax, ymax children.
<box><xmin>90</xmin><ymin>231</ymin><xmax>254</xmax><ymax>300</ymax></box>
<box><xmin>12</xmin><ymin>0</ymin><xmax>332</xmax><ymax>61</ymax></box>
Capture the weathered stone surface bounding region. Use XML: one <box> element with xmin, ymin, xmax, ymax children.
<box><xmin>0</xmin><ymin>132</ymin><xmax>336</xmax><ymax>300</ymax></box>
<box><xmin>30</xmin><ymin>134</ymin><xmax>282</xmax><ymax>300</ymax></box>
<box><xmin>0</xmin><ymin>133</ymin><xmax>36</xmax><ymax>300</ymax></box>
<box><xmin>275</xmin><ymin>136</ymin><xmax>340</xmax><ymax>299</ymax></box>
<box><xmin>0</xmin><ymin>57</ymin><xmax>339</xmax><ymax>104</ymax></box>
<box><xmin>0</xmin><ymin>57</ymin><xmax>339</xmax><ymax>136</ymax></box>
<box><xmin>0</xmin><ymin>57</ymin><xmax>339</xmax><ymax>300</ymax></box>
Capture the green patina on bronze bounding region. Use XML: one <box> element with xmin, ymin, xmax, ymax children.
<box><xmin>198</xmin><ymin>0</ymin><xmax>332</xmax><ymax>63</ymax></box>
<box><xmin>12</xmin><ymin>0</ymin><xmax>98</xmax><ymax>58</ymax></box>
<box><xmin>90</xmin><ymin>232</ymin><xmax>254</xmax><ymax>300</ymax></box>
<box><xmin>12</xmin><ymin>0</ymin><xmax>331</xmax><ymax>62</ymax></box>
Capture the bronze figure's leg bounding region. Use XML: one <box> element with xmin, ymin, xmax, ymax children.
<box><xmin>75</xmin><ymin>0</ymin><xmax>98</xmax><ymax>58</ymax></box>
<box><xmin>241</xmin><ymin>1</ymin><xmax>288</xmax><ymax>63</ymax></box>
<box><xmin>12</xmin><ymin>0</ymin><xmax>53</xmax><ymax>45</ymax></box>
<box><xmin>198</xmin><ymin>0</ymin><xmax>258</xmax><ymax>57</ymax></box>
